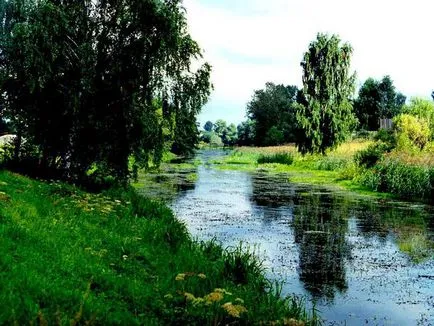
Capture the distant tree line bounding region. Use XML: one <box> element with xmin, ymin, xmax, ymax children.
<box><xmin>0</xmin><ymin>0</ymin><xmax>211</xmax><ymax>184</ymax></box>
<box><xmin>232</xmin><ymin>33</ymin><xmax>433</xmax><ymax>153</ymax></box>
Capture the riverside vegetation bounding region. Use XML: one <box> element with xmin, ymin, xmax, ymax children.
<box><xmin>0</xmin><ymin>170</ymin><xmax>319</xmax><ymax>325</ymax></box>
<box><xmin>212</xmin><ymin>135</ymin><xmax>434</xmax><ymax>204</ymax></box>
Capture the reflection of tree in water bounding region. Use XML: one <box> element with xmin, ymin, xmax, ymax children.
<box><xmin>292</xmin><ymin>193</ymin><xmax>351</xmax><ymax>302</ymax></box>
<box><xmin>352</xmin><ymin>199</ymin><xmax>433</xmax><ymax>242</ymax></box>
<box><xmin>250</xmin><ymin>173</ymin><xmax>301</xmax><ymax>208</ymax></box>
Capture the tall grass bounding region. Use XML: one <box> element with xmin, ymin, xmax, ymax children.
<box><xmin>0</xmin><ymin>170</ymin><xmax>318</xmax><ymax>325</ymax></box>
<box><xmin>359</xmin><ymin>157</ymin><xmax>434</xmax><ymax>202</ymax></box>
<box><xmin>257</xmin><ymin>152</ymin><xmax>294</xmax><ymax>165</ymax></box>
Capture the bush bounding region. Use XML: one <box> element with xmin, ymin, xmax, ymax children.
<box><xmin>353</xmin><ymin>129</ymin><xmax>372</xmax><ymax>140</ymax></box>
<box><xmin>359</xmin><ymin>158</ymin><xmax>434</xmax><ymax>201</ymax></box>
<box><xmin>0</xmin><ymin>143</ymin><xmax>14</xmax><ymax>167</ymax></box>
<box><xmin>354</xmin><ymin>142</ymin><xmax>391</xmax><ymax>168</ymax></box>
<box><xmin>403</xmin><ymin>97</ymin><xmax>434</xmax><ymax>139</ymax></box>
<box><xmin>374</xmin><ymin>128</ymin><xmax>396</xmax><ymax>145</ymax></box>
<box><xmin>393</xmin><ymin>114</ymin><xmax>431</xmax><ymax>150</ymax></box>
<box><xmin>257</xmin><ymin>152</ymin><xmax>294</xmax><ymax>165</ymax></box>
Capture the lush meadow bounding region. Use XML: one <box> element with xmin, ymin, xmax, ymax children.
<box><xmin>0</xmin><ymin>170</ymin><xmax>319</xmax><ymax>325</ymax></box>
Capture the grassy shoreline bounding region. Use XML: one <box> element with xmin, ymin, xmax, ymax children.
<box><xmin>0</xmin><ymin>170</ymin><xmax>318</xmax><ymax>325</ymax></box>
<box><xmin>211</xmin><ymin>142</ymin><xmax>434</xmax><ymax>203</ymax></box>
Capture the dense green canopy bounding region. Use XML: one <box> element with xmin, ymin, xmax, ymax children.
<box><xmin>296</xmin><ymin>33</ymin><xmax>357</xmax><ymax>154</ymax></box>
<box><xmin>0</xmin><ymin>0</ymin><xmax>211</xmax><ymax>183</ymax></box>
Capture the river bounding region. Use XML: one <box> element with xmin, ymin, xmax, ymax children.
<box><xmin>137</xmin><ymin>149</ymin><xmax>434</xmax><ymax>325</ymax></box>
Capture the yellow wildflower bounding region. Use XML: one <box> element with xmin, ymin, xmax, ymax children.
<box><xmin>204</xmin><ymin>291</ymin><xmax>224</xmax><ymax>303</ymax></box>
<box><xmin>175</xmin><ymin>273</ymin><xmax>186</xmax><ymax>281</ymax></box>
<box><xmin>197</xmin><ymin>273</ymin><xmax>207</xmax><ymax>279</ymax></box>
<box><xmin>221</xmin><ymin>302</ymin><xmax>247</xmax><ymax>318</ymax></box>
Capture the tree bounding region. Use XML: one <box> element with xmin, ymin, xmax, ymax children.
<box><xmin>203</xmin><ymin>121</ymin><xmax>213</xmax><ymax>132</ymax></box>
<box><xmin>354</xmin><ymin>76</ymin><xmax>406</xmax><ymax>131</ymax></box>
<box><xmin>221</xmin><ymin>123</ymin><xmax>237</xmax><ymax>146</ymax></box>
<box><xmin>246</xmin><ymin>82</ymin><xmax>298</xmax><ymax>146</ymax></box>
<box><xmin>237</xmin><ymin>119</ymin><xmax>255</xmax><ymax>146</ymax></box>
<box><xmin>296</xmin><ymin>33</ymin><xmax>357</xmax><ymax>154</ymax></box>
<box><xmin>378</xmin><ymin>76</ymin><xmax>405</xmax><ymax>119</ymax></box>
<box><xmin>403</xmin><ymin>97</ymin><xmax>434</xmax><ymax>139</ymax></box>
<box><xmin>0</xmin><ymin>0</ymin><xmax>212</xmax><ymax>183</ymax></box>
<box><xmin>213</xmin><ymin>119</ymin><xmax>227</xmax><ymax>138</ymax></box>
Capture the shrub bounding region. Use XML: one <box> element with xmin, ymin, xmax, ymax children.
<box><xmin>354</xmin><ymin>142</ymin><xmax>391</xmax><ymax>168</ymax></box>
<box><xmin>257</xmin><ymin>152</ymin><xmax>294</xmax><ymax>165</ymax></box>
<box><xmin>0</xmin><ymin>142</ymin><xmax>14</xmax><ymax>167</ymax></box>
<box><xmin>403</xmin><ymin>97</ymin><xmax>434</xmax><ymax>139</ymax></box>
<box><xmin>353</xmin><ymin>129</ymin><xmax>372</xmax><ymax>140</ymax></box>
<box><xmin>374</xmin><ymin>128</ymin><xmax>396</xmax><ymax>146</ymax></box>
<box><xmin>393</xmin><ymin>114</ymin><xmax>431</xmax><ymax>150</ymax></box>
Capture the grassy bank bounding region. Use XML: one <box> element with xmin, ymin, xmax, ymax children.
<box><xmin>212</xmin><ymin>140</ymin><xmax>434</xmax><ymax>203</ymax></box>
<box><xmin>212</xmin><ymin>141</ymin><xmax>385</xmax><ymax>196</ymax></box>
<box><xmin>0</xmin><ymin>170</ymin><xmax>317</xmax><ymax>325</ymax></box>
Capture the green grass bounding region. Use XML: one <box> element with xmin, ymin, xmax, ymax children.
<box><xmin>0</xmin><ymin>170</ymin><xmax>318</xmax><ymax>325</ymax></box>
<box><xmin>212</xmin><ymin>142</ymin><xmax>434</xmax><ymax>202</ymax></box>
<box><xmin>257</xmin><ymin>153</ymin><xmax>294</xmax><ymax>165</ymax></box>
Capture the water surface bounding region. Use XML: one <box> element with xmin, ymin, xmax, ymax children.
<box><xmin>138</xmin><ymin>149</ymin><xmax>434</xmax><ymax>325</ymax></box>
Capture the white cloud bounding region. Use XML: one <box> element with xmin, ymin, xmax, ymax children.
<box><xmin>184</xmin><ymin>0</ymin><xmax>434</xmax><ymax>125</ymax></box>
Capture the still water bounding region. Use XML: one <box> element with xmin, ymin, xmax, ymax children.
<box><xmin>138</xmin><ymin>150</ymin><xmax>434</xmax><ymax>325</ymax></box>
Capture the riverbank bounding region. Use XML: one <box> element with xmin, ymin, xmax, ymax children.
<box><xmin>211</xmin><ymin>141</ymin><xmax>434</xmax><ymax>203</ymax></box>
<box><xmin>0</xmin><ymin>170</ymin><xmax>318</xmax><ymax>325</ymax></box>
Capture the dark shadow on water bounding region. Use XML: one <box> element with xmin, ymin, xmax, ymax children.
<box><xmin>292</xmin><ymin>193</ymin><xmax>350</xmax><ymax>302</ymax></box>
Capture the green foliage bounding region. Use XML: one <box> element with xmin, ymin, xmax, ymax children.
<box><xmin>264</xmin><ymin>126</ymin><xmax>284</xmax><ymax>146</ymax></box>
<box><xmin>402</xmin><ymin>97</ymin><xmax>434</xmax><ymax>139</ymax></box>
<box><xmin>354</xmin><ymin>142</ymin><xmax>392</xmax><ymax>168</ymax></box>
<box><xmin>202</xmin><ymin>120</ymin><xmax>238</xmax><ymax>147</ymax></box>
<box><xmin>393</xmin><ymin>114</ymin><xmax>431</xmax><ymax>150</ymax></box>
<box><xmin>0</xmin><ymin>171</ymin><xmax>317</xmax><ymax>325</ymax></box>
<box><xmin>374</xmin><ymin>128</ymin><xmax>396</xmax><ymax>145</ymax></box>
<box><xmin>296</xmin><ymin>33</ymin><xmax>357</xmax><ymax>154</ymax></box>
<box><xmin>0</xmin><ymin>0</ymin><xmax>212</xmax><ymax>183</ymax></box>
<box><xmin>237</xmin><ymin>119</ymin><xmax>256</xmax><ymax>146</ymax></box>
<box><xmin>203</xmin><ymin>121</ymin><xmax>214</xmax><ymax>132</ymax></box>
<box><xmin>247</xmin><ymin>82</ymin><xmax>299</xmax><ymax>146</ymax></box>
<box><xmin>359</xmin><ymin>158</ymin><xmax>434</xmax><ymax>201</ymax></box>
<box><xmin>353</xmin><ymin>76</ymin><xmax>405</xmax><ymax>130</ymax></box>
<box><xmin>201</xmin><ymin>131</ymin><xmax>223</xmax><ymax>147</ymax></box>
<box><xmin>314</xmin><ymin>156</ymin><xmax>350</xmax><ymax>171</ymax></box>
<box><xmin>257</xmin><ymin>152</ymin><xmax>294</xmax><ymax>165</ymax></box>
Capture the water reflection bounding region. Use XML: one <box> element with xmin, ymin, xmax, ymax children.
<box><xmin>292</xmin><ymin>194</ymin><xmax>351</xmax><ymax>301</ymax></box>
<box><xmin>138</xmin><ymin>150</ymin><xmax>434</xmax><ymax>324</ymax></box>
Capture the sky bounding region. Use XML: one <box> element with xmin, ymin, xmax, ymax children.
<box><xmin>183</xmin><ymin>0</ymin><xmax>434</xmax><ymax>127</ymax></box>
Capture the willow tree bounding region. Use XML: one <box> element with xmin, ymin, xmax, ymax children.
<box><xmin>296</xmin><ymin>33</ymin><xmax>357</xmax><ymax>154</ymax></box>
<box><xmin>0</xmin><ymin>0</ymin><xmax>212</xmax><ymax>183</ymax></box>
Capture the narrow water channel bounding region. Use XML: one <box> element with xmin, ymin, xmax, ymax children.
<box><xmin>138</xmin><ymin>149</ymin><xmax>434</xmax><ymax>325</ymax></box>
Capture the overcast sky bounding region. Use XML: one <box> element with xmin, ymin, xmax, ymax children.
<box><xmin>183</xmin><ymin>0</ymin><xmax>434</xmax><ymax>127</ymax></box>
